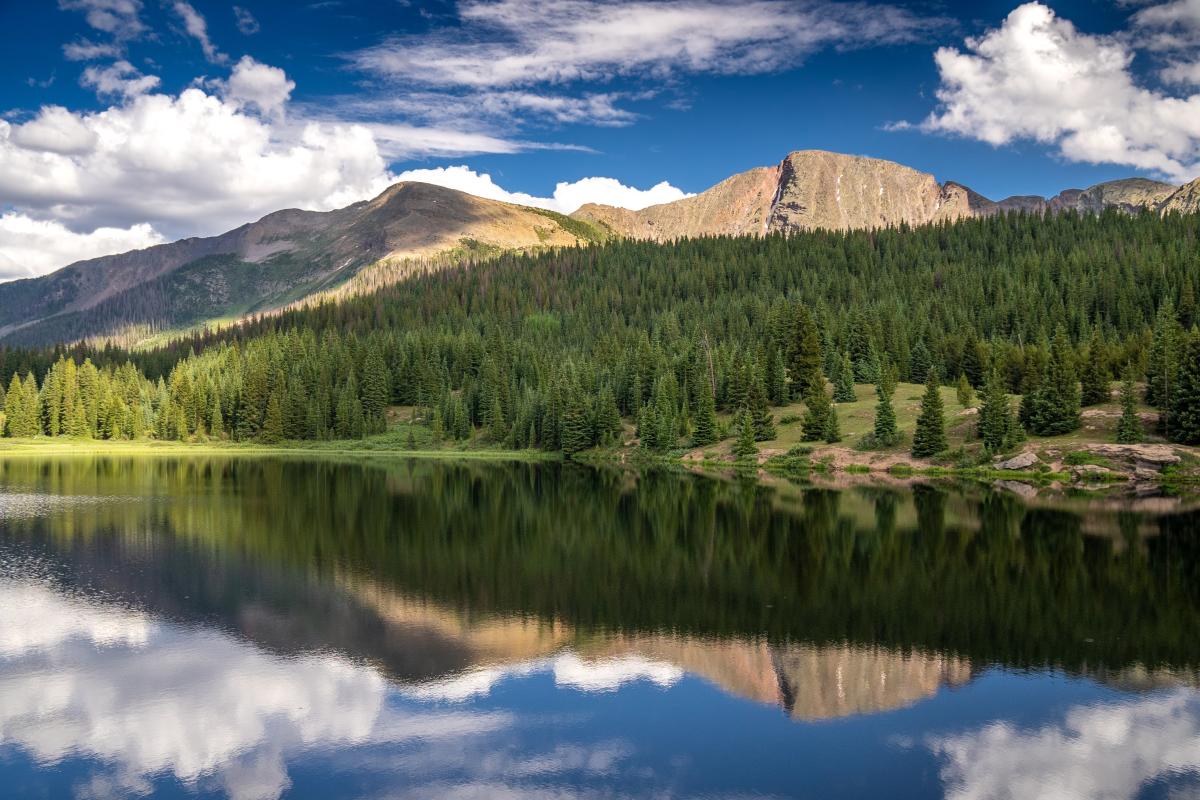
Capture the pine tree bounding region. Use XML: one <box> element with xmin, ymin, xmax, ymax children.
<box><xmin>1115</xmin><ymin>367</ymin><xmax>1143</xmax><ymax>444</ymax></box>
<box><xmin>909</xmin><ymin>339</ymin><xmax>932</xmax><ymax>384</ymax></box>
<box><xmin>872</xmin><ymin>380</ymin><xmax>899</xmax><ymax>447</ymax></box>
<box><xmin>788</xmin><ymin>304</ymin><xmax>823</xmax><ymax>401</ymax></box>
<box><xmin>978</xmin><ymin>368</ymin><xmax>1017</xmax><ymax>453</ymax></box>
<box><xmin>766</xmin><ymin>346</ymin><xmax>788</xmax><ymax>406</ymax></box>
<box><xmin>1146</xmin><ymin>301</ymin><xmax>1180</xmax><ymax>411</ymax></box>
<box><xmin>1026</xmin><ymin>326</ymin><xmax>1081</xmax><ymax>436</ymax></box>
<box><xmin>834</xmin><ymin>353</ymin><xmax>856</xmax><ymax>403</ymax></box>
<box><xmin>747</xmin><ymin>366</ymin><xmax>775</xmax><ymax>441</ymax></box>
<box><xmin>691</xmin><ymin>379</ymin><xmax>718</xmax><ymax>446</ymax></box>
<box><xmin>801</xmin><ymin>373</ymin><xmax>832</xmax><ymax>442</ymax></box>
<box><xmin>912</xmin><ymin>369</ymin><xmax>947</xmax><ymax>458</ymax></box>
<box><xmin>359</xmin><ymin>348</ymin><xmax>390</xmax><ymax>433</ymax></box>
<box><xmin>260</xmin><ymin>392</ymin><xmax>284</xmax><ymax>444</ymax></box>
<box><xmin>823</xmin><ymin>404</ymin><xmax>841</xmax><ymax>443</ymax></box>
<box><xmin>559</xmin><ymin>389</ymin><xmax>592</xmax><ymax>456</ymax></box>
<box><xmin>1169</xmin><ymin>328</ymin><xmax>1200</xmax><ymax>444</ymax></box>
<box><xmin>592</xmin><ymin>386</ymin><xmax>623</xmax><ymax>447</ymax></box>
<box><xmin>1079</xmin><ymin>329</ymin><xmax>1110</xmax><ymax>406</ymax></box>
<box><xmin>955</xmin><ymin>373</ymin><xmax>974</xmax><ymax>409</ymax></box>
<box><xmin>733</xmin><ymin>409</ymin><xmax>758</xmax><ymax>459</ymax></box>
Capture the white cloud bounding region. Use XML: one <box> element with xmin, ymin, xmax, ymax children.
<box><xmin>9</xmin><ymin>106</ymin><xmax>98</xmax><ymax>155</ymax></box>
<box><xmin>62</xmin><ymin>38</ymin><xmax>122</xmax><ymax>61</ymax></box>
<box><xmin>1162</xmin><ymin>59</ymin><xmax>1200</xmax><ymax>85</ymax></box>
<box><xmin>393</xmin><ymin>165</ymin><xmax>691</xmax><ymax>213</ymax></box>
<box><xmin>0</xmin><ymin>579</ymin><xmax>512</xmax><ymax>800</ymax></box>
<box><xmin>80</xmin><ymin>59</ymin><xmax>160</xmax><ymax>98</ymax></box>
<box><xmin>233</xmin><ymin>5</ymin><xmax>260</xmax><ymax>35</ymax></box>
<box><xmin>59</xmin><ymin>0</ymin><xmax>146</xmax><ymax>41</ymax></box>
<box><xmin>930</xmin><ymin>690</ymin><xmax>1200</xmax><ymax>800</ymax></box>
<box><xmin>171</xmin><ymin>0</ymin><xmax>227</xmax><ymax>64</ymax></box>
<box><xmin>351</xmin><ymin>0</ymin><xmax>945</xmax><ymax>90</ymax></box>
<box><xmin>221</xmin><ymin>56</ymin><xmax>295</xmax><ymax>116</ymax></box>
<box><xmin>1130</xmin><ymin>0</ymin><xmax>1200</xmax><ymax>51</ymax></box>
<box><xmin>0</xmin><ymin>213</ymin><xmax>166</xmax><ymax>281</ymax></box>
<box><xmin>918</xmin><ymin>2</ymin><xmax>1200</xmax><ymax>182</ymax></box>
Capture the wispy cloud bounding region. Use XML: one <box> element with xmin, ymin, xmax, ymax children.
<box><xmin>350</xmin><ymin>0</ymin><xmax>948</xmax><ymax>89</ymax></box>
<box><xmin>233</xmin><ymin>5</ymin><xmax>260</xmax><ymax>35</ymax></box>
<box><xmin>170</xmin><ymin>0</ymin><xmax>227</xmax><ymax>63</ymax></box>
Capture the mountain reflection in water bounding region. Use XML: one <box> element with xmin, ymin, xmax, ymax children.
<box><xmin>1</xmin><ymin>455</ymin><xmax>1199</xmax><ymax>799</ymax></box>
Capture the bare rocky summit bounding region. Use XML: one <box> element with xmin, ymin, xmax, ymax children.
<box><xmin>572</xmin><ymin>150</ymin><xmax>1188</xmax><ymax>240</ymax></box>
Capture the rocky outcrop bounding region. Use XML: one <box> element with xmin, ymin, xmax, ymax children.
<box><xmin>1160</xmin><ymin>177</ymin><xmax>1200</xmax><ymax>215</ymax></box>
<box><xmin>571</xmin><ymin>150</ymin><xmax>1185</xmax><ymax>241</ymax></box>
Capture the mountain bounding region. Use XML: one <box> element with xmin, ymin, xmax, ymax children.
<box><xmin>1</xmin><ymin>148</ymin><xmax>1193</xmax><ymax>347</ymax></box>
<box><xmin>0</xmin><ymin>182</ymin><xmax>601</xmax><ymax>346</ymax></box>
<box><xmin>572</xmin><ymin>150</ymin><xmax>1181</xmax><ymax>238</ymax></box>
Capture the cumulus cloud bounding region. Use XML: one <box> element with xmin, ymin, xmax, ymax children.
<box><xmin>930</xmin><ymin>690</ymin><xmax>1200</xmax><ymax>799</ymax></box>
<box><xmin>0</xmin><ymin>579</ymin><xmax>511</xmax><ymax>800</ymax></box>
<box><xmin>9</xmin><ymin>106</ymin><xmax>98</xmax><ymax>155</ymax></box>
<box><xmin>220</xmin><ymin>56</ymin><xmax>295</xmax><ymax>116</ymax></box>
<box><xmin>171</xmin><ymin>0</ymin><xmax>227</xmax><ymax>63</ymax></box>
<box><xmin>351</xmin><ymin>0</ymin><xmax>945</xmax><ymax>89</ymax></box>
<box><xmin>0</xmin><ymin>214</ymin><xmax>166</xmax><ymax>281</ymax></box>
<box><xmin>1130</xmin><ymin>0</ymin><xmax>1200</xmax><ymax>51</ymax></box>
<box><xmin>916</xmin><ymin>2</ymin><xmax>1200</xmax><ymax>182</ymax></box>
<box><xmin>80</xmin><ymin>59</ymin><xmax>160</xmax><ymax>97</ymax></box>
<box><xmin>392</xmin><ymin>165</ymin><xmax>691</xmax><ymax>213</ymax></box>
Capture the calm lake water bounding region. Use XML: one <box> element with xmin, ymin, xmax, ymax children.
<box><xmin>1</xmin><ymin>456</ymin><xmax>1199</xmax><ymax>800</ymax></box>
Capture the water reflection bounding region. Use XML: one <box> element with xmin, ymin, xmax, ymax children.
<box><xmin>1</xmin><ymin>455</ymin><xmax>1199</xmax><ymax>798</ymax></box>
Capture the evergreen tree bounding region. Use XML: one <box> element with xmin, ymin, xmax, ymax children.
<box><xmin>1115</xmin><ymin>366</ymin><xmax>1143</xmax><ymax>444</ymax></box>
<box><xmin>912</xmin><ymin>369</ymin><xmax>947</xmax><ymax>458</ymax></box>
<box><xmin>871</xmin><ymin>380</ymin><xmax>899</xmax><ymax>447</ymax></box>
<box><xmin>592</xmin><ymin>386</ymin><xmax>623</xmax><ymax>447</ymax></box>
<box><xmin>1079</xmin><ymin>329</ymin><xmax>1110</xmax><ymax>406</ymax></box>
<box><xmin>359</xmin><ymin>348</ymin><xmax>390</xmax><ymax>433</ymax></box>
<box><xmin>978</xmin><ymin>368</ymin><xmax>1018</xmax><ymax>453</ymax></box>
<box><xmin>260</xmin><ymin>391</ymin><xmax>284</xmax><ymax>444</ymax></box>
<box><xmin>559</xmin><ymin>389</ymin><xmax>592</xmax><ymax>456</ymax></box>
<box><xmin>691</xmin><ymin>379</ymin><xmax>718</xmax><ymax>446</ymax></box>
<box><xmin>733</xmin><ymin>409</ymin><xmax>758</xmax><ymax>459</ymax></box>
<box><xmin>788</xmin><ymin>304</ymin><xmax>823</xmax><ymax>401</ymax></box>
<box><xmin>1169</xmin><ymin>328</ymin><xmax>1200</xmax><ymax>444</ymax></box>
<box><xmin>801</xmin><ymin>373</ymin><xmax>832</xmax><ymax>442</ymax></box>
<box><xmin>766</xmin><ymin>346</ymin><xmax>788</xmax><ymax>406</ymax></box>
<box><xmin>909</xmin><ymin>339</ymin><xmax>932</xmax><ymax>384</ymax></box>
<box><xmin>834</xmin><ymin>353</ymin><xmax>856</xmax><ymax>403</ymax></box>
<box><xmin>823</xmin><ymin>404</ymin><xmax>841</xmax><ymax>443</ymax></box>
<box><xmin>1026</xmin><ymin>327</ymin><xmax>1082</xmax><ymax>436</ymax></box>
<box><xmin>747</xmin><ymin>367</ymin><xmax>775</xmax><ymax>441</ymax></box>
<box><xmin>955</xmin><ymin>373</ymin><xmax>974</xmax><ymax>409</ymax></box>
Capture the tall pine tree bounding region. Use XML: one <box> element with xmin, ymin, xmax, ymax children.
<box><xmin>912</xmin><ymin>369</ymin><xmax>947</xmax><ymax>458</ymax></box>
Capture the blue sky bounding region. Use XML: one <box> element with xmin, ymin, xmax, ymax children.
<box><xmin>1</xmin><ymin>0</ymin><xmax>1199</xmax><ymax>278</ymax></box>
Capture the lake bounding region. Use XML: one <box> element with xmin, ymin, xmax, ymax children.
<box><xmin>1</xmin><ymin>455</ymin><xmax>1198</xmax><ymax>799</ymax></box>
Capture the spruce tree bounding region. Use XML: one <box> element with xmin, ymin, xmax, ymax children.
<box><xmin>788</xmin><ymin>305</ymin><xmax>823</xmax><ymax>401</ymax></box>
<box><xmin>1115</xmin><ymin>367</ymin><xmax>1143</xmax><ymax>444</ymax></box>
<box><xmin>1026</xmin><ymin>327</ymin><xmax>1082</xmax><ymax>436</ymax></box>
<box><xmin>747</xmin><ymin>367</ymin><xmax>776</xmax><ymax>441</ymax></box>
<box><xmin>1169</xmin><ymin>328</ymin><xmax>1200</xmax><ymax>444</ymax></box>
<box><xmin>260</xmin><ymin>392</ymin><xmax>284</xmax><ymax>444</ymax></box>
<box><xmin>1079</xmin><ymin>329</ymin><xmax>1110</xmax><ymax>406</ymax></box>
<box><xmin>823</xmin><ymin>404</ymin><xmax>841</xmax><ymax>444</ymax></box>
<box><xmin>955</xmin><ymin>373</ymin><xmax>974</xmax><ymax>409</ymax></box>
<box><xmin>801</xmin><ymin>373</ymin><xmax>832</xmax><ymax>442</ymax></box>
<box><xmin>834</xmin><ymin>353</ymin><xmax>856</xmax><ymax>403</ymax></box>
<box><xmin>691</xmin><ymin>380</ymin><xmax>718</xmax><ymax>447</ymax></box>
<box><xmin>909</xmin><ymin>339</ymin><xmax>932</xmax><ymax>384</ymax></box>
<box><xmin>872</xmin><ymin>380</ymin><xmax>899</xmax><ymax>447</ymax></box>
<box><xmin>978</xmin><ymin>368</ymin><xmax>1016</xmax><ymax>453</ymax></box>
<box><xmin>559</xmin><ymin>389</ymin><xmax>592</xmax><ymax>455</ymax></box>
<box><xmin>733</xmin><ymin>409</ymin><xmax>758</xmax><ymax>459</ymax></box>
<box><xmin>912</xmin><ymin>369</ymin><xmax>947</xmax><ymax>458</ymax></box>
<box><xmin>592</xmin><ymin>386</ymin><xmax>622</xmax><ymax>447</ymax></box>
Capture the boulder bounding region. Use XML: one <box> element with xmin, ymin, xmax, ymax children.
<box><xmin>995</xmin><ymin>452</ymin><xmax>1039</xmax><ymax>471</ymax></box>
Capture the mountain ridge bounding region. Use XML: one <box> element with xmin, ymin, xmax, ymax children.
<box><xmin>2</xmin><ymin>148</ymin><xmax>1197</xmax><ymax>347</ymax></box>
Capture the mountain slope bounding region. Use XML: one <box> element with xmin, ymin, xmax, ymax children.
<box><xmin>572</xmin><ymin>151</ymin><xmax>1180</xmax><ymax>238</ymax></box>
<box><xmin>1160</xmin><ymin>177</ymin><xmax>1200</xmax><ymax>214</ymax></box>
<box><xmin>0</xmin><ymin>182</ymin><xmax>599</xmax><ymax>346</ymax></box>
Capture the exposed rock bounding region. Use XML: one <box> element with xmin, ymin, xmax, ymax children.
<box><xmin>1070</xmin><ymin>464</ymin><xmax>1115</xmax><ymax>481</ymax></box>
<box><xmin>995</xmin><ymin>479</ymin><xmax>1038</xmax><ymax>499</ymax></box>
<box><xmin>1159</xmin><ymin>176</ymin><xmax>1200</xmax><ymax>215</ymax></box>
<box><xmin>995</xmin><ymin>452</ymin><xmax>1039</xmax><ymax>471</ymax></box>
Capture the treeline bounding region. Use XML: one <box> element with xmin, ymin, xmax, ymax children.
<box><xmin>2</xmin><ymin>210</ymin><xmax>1200</xmax><ymax>448</ymax></box>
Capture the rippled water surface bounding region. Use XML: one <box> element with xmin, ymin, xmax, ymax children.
<box><xmin>1</xmin><ymin>456</ymin><xmax>1199</xmax><ymax>799</ymax></box>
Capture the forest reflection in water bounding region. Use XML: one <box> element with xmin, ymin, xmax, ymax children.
<box><xmin>1</xmin><ymin>455</ymin><xmax>1199</xmax><ymax>799</ymax></box>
